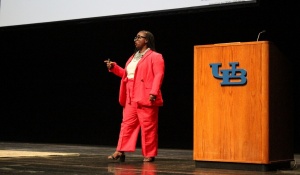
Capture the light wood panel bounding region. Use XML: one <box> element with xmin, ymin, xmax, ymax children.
<box><xmin>193</xmin><ymin>41</ymin><xmax>293</xmax><ymax>164</ymax></box>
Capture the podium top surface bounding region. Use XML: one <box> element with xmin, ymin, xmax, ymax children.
<box><xmin>195</xmin><ymin>41</ymin><xmax>270</xmax><ymax>48</ymax></box>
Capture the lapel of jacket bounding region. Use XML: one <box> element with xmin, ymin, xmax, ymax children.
<box><xmin>137</xmin><ymin>50</ymin><xmax>153</xmax><ymax>66</ymax></box>
<box><xmin>126</xmin><ymin>54</ymin><xmax>134</xmax><ymax>67</ymax></box>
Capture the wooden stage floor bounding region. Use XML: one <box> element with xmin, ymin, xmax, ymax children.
<box><xmin>0</xmin><ymin>142</ymin><xmax>299</xmax><ymax>175</ymax></box>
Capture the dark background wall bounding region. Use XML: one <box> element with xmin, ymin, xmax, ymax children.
<box><xmin>1</xmin><ymin>1</ymin><xmax>299</xmax><ymax>152</ymax></box>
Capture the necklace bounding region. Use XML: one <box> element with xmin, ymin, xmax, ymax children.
<box><xmin>133</xmin><ymin>48</ymin><xmax>150</xmax><ymax>62</ymax></box>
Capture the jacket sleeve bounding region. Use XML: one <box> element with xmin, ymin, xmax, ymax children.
<box><xmin>150</xmin><ymin>53</ymin><xmax>165</xmax><ymax>95</ymax></box>
<box><xmin>109</xmin><ymin>62</ymin><xmax>125</xmax><ymax>78</ymax></box>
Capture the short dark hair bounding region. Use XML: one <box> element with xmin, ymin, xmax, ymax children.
<box><xmin>140</xmin><ymin>30</ymin><xmax>156</xmax><ymax>51</ymax></box>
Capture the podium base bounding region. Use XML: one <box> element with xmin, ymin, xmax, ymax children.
<box><xmin>195</xmin><ymin>161</ymin><xmax>292</xmax><ymax>171</ymax></box>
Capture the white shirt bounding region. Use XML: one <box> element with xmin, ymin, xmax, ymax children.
<box><xmin>126</xmin><ymin>48</ymin><xmax>150</xmax><ymax>79</ymax></box>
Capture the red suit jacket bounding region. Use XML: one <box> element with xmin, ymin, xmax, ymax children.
<box><xmin>110</xmin><ymin>50</ymin><xmax>164</xmax><ymax>107</ymax></box>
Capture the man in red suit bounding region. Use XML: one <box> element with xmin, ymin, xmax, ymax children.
<box><xmin>104</xmin><ymin>30</ymin><xmax>165</xmax><ymax>162</ymax></box>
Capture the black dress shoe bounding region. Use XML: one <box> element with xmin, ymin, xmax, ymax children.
<box><xmin>108</xmin><ymin>151</ymin><xmax>125</xmax><ymax>162</ymax></box>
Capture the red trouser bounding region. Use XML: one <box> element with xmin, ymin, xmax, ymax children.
<box><xmin>116</xmin><ymin>79</ymin><xmax>158</xmax><ymax>157</ymax></box>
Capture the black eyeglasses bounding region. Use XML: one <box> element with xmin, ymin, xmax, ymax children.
<box><xmin>134</xmin><ymin>35</ymin><xmax>146</xmax><ymax>40</ymax></box>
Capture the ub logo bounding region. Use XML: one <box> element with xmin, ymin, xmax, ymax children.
<box><xmin>209</xmin><ymin>62</ymin><xmax>247</xmax><ymax>86</ymax></box>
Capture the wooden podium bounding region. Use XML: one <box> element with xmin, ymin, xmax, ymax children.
<box><xmin>193</xmin><ymin>41</ymin><xmax>294</xmax><ymax>171</ymax></box>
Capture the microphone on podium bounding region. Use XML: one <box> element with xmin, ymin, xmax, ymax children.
<box><xmin>256</xmin><ymin>30</ymin><xmax>266</xmax><ymax>41</ymax></box>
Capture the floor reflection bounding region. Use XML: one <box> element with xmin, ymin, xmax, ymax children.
<box><xmin>108</xmin><ymin>162</ymin><xmax>157</xmax><ymax>175</ymax></box>
<box><xmin>194</xmin><ymin>168</ymin><xmax>279</xmax><ymax>175</ymax></box>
